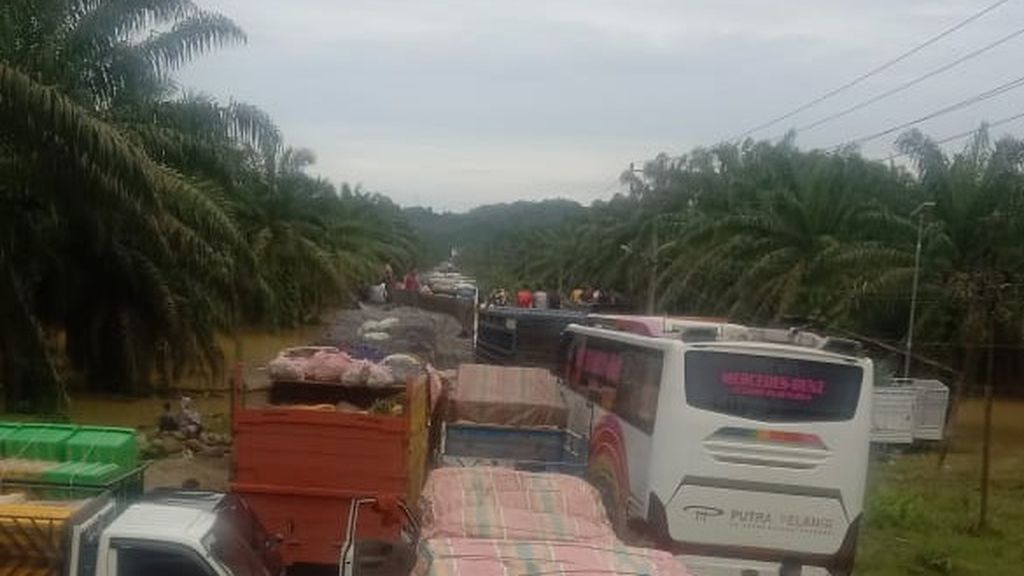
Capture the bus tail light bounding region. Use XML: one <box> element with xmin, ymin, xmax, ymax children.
<box><xmin>716</xmin><ymin>427</ymin><xmax>826</xmax><ymax>449</ymax></box>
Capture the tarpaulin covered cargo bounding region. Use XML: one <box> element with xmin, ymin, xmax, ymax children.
<box><xmin>413</xmin><ymin>538</ymin><xmax>691</xmax><ymax>576</ymax></box>
<box><xmin>420</xmin><ymin>467</ymin><xmax>606</xmax><ymax>527</ymax></box>
<box><xmin>449</xmin><ymin>364</ymin><xmax>566</xmax><ymax>428</ymax></box>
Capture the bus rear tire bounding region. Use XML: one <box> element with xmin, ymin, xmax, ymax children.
<box><xmin>590</xmin><ymin>472</ymin><xmax>626</xmax><ymax>536</ymax></box>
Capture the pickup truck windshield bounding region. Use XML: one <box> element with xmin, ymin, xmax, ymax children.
<box><xmin>203</xmin><ymin>517</ymin><xmax>271</xmax><ymax>576</ymax></box>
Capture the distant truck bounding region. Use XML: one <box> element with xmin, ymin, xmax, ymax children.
<box><xmin>0</xmin><ymin>482</ymin><xmax>283</xmax><ymax>576</ymax></box>
<box><xmin>475</xmin><ymin>308</ymin><xmax>587</xmax><ymax>370</ymax></box>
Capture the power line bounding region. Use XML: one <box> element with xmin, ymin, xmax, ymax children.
<box><xmin>792</xmin><ymin>24</ymin><xmax>1024</xmax><ymax>136</ymax></box>
<box><xmin>728</xmin><ymin>0</ymin><xmax>1015</xmax><ymax>142</ymax></box>
<box><xmin>879</xmin><ymin>109</ymin><xmax>1024</xmax><ymax>162</ymax></box>
<box><xmin>595</xmin><ymin>175</ymin><xmax>624</xmax><ymax>198</ymax></box>
<box><xmin>827</xmin><ymin>72</ymin><xmax>1024</xmax><ymax>151</ymax></box>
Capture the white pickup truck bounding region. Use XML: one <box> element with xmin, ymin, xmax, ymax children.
<box><xmin>1</xmin><ymin>488</ymin><xmax>283</xmax><ymax>576</ymax></box>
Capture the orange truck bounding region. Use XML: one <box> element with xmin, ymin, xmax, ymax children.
<box><xmin>229</xmin><ymin>365</ymin><xmax>433</xmax><ymax>570</ymax></box>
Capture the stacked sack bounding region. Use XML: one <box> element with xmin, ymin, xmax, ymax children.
<box><xmin>267</xmin><ymin>347</ymin><xmax>426</xmax><ymax>389</ymax></box>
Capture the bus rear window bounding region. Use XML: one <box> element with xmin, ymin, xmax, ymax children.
<box><xmin>684</xmin><ymin>350</ymin><xmax>862</xmax><ymax>422</ymax></box>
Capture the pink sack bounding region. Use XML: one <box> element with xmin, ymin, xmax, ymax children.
<box><xmin>304</xmin><ymin>349</ymin><xmax>353</xmax><ymax>382</ymax></box>
<box><xmin>268</xmin><ymin>346</ymin><xmax>342</xmax><ymax>382</ymax></box>
<box><xmin>341</xmin><ymin>360</ymin><xmax>371</xmax><ymax>386</ymax></box>
<box><xmin>365</xmin><ymin>363</ymin><xmax>396</xmax><ymax>388</ymax></box>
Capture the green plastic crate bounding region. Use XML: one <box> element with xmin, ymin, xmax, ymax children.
<box><xmin>65</xmin><ymin>426</ymin><xmax>138</xmax><ymax>469</ymax></box>
<box><xmin>4</xmin><ymin>423</ymin><xmax>78</xmax><ymax>461</ymax></box>
<box><xmin>0</xmin><ymin>422</ymin><xmax>21</xmax><ymax>457</ymax></box>
<box><xmin>42</xmin><ymin>461</ymin><xmax>123</xmax><ymax>487</ymax></box>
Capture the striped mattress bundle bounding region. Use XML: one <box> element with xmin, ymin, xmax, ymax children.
<box><xmin>416</xmin><ymin>467</ymin><xmax>690</xmax><ymax>576</ymax></box>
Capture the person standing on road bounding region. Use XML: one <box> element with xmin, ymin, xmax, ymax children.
<box><xmin>533</xmin><ymin>288</ymin><xmax>549</xmax><ymax>309</ymax></box>
<box><xmin>516</xmin><ymin>287</ymin><xmax>533</xmax><ymax>308</ymax></box>
<box><xmin>570</xmin><ymin>287</ymin><xmax>584</xmax><ymax>304</ymax></box>
<box><xmin>177</xmin><ymin>397</ymin><xmax>202</xmax><ymax>439</ymax></box>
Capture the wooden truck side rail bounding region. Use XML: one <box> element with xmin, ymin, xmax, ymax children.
<box><xmin>0</xmin><ymin>492</ymin><xmax>117</xmax><ymax>576</ymax></box>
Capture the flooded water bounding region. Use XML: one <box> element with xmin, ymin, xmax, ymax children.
<box><xmin>2</xmin><ymin>323</ymin><xmax>326</xmax><ymax>430</ymax></box>
<box><xmin>5</xmin><ymin>313</ymin><xmax>1023</xmax><ymax>455</ymax></box>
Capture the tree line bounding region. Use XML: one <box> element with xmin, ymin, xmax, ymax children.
<box><xmin>465</xmin><ymin>134</ymin><xmax>1024</xmax><ymax>393</ymax></box>
<box><xmin>0</xmin><ymin>0</ymin><xmax>416</xmax><ymax>412</ymax></box>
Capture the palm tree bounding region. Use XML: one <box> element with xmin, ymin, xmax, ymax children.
<box><xmin>890</xmin><ymin>128</ymin><xmax>1024</xmax><ymax>528</ymax></box>
<box><xmin>643</xmin><ymin>144</ymin><xmax>907</xmax><ymax>323</ymax></box>
<box><xmin>1</xmin><ymin>0</ymin><xmax>418</xmax><ymax>408</ymax></box>
<box><xmin>0</xmin><ymin>0</ymin><xmax>251</xmax><ymax>406</ymax></box>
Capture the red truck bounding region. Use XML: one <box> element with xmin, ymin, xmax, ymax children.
<box><xmin>229</xmin><ymin>365</ymin><xmax>433</xmax><ymax>569</ymax></box>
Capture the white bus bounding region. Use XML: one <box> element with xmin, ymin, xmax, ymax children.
<box><xmin>559</xmin><ymin>319</ymin><xmax>873</xmax><ymax>576</ymax></box>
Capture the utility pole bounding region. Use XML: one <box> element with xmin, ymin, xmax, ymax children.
<box><xmin>646</xmin><ymin>219</ymin><xmax>658</xmax><ymax>315</ymax></box>
<box><xmin>904</xmin><ymin>201</ymin><xmax>935</xmax><ymax>378</ymax></box>
<box><xmin>979</xmin><ymin>316</ymin><xmax>995</xmax><ymax>530</ymax></box>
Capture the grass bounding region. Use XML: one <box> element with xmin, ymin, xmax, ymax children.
<box><xmin>857</xmin><ymin>398</ymin><xmax>1024</xmax><ymax>575</ymax></box>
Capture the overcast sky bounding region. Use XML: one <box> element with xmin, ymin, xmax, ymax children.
<box><xmin>179</xmin><ymin>0</ymin><xmax>1024</xmax><ymax>211</ymax></box>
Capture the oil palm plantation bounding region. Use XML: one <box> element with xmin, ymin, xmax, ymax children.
<box><xmin>0</xmin><ymin>0</ymin><xmax>251</xmax><ymax>407</ymax></box>
<box><xmin>894</xmin><ymin>129</ymin><xmax>1024</xmax><ymax>353</ymax></box>
<box><xmin>1</xmin><ymin>0</ymin><xmax>416</xmax><ymax>409</ymax></box>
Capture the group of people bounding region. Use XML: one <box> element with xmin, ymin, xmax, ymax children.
<box><xmin>157</xmin><ymin>396</ymin><xmax>203</xmax><ymax>438</ymax></box>
<box><xmin>485</xmin><ymin>285</ymin><xmax>616</xmax><ymax>310</ymax></box>
<box><xmin>568</xmin><ymin>286</ymin><xmax>613</xmax><ymax>305</ymax></box>
<box><xmin>370</xmin><ymin>264</ymin><xmax>425</xmax><ymax>303</ymax></box>
<box><xmin>483</xmin><ymin>286</ymin><xmax>564</xmax><ymax>309</ymax></box>
<box><xmin>383</xmin><ymin>263</ymin><xmax>421</xmax><ymax>293</ymax></box>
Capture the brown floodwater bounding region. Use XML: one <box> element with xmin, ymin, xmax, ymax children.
<box><xmin>2</xmin><ymin>323</ymin><xmax>326</xmax><ymax>430</ymax></box>
<box><xmin>3</xmin><ymin>317</ymin><xmax>1023</xmax><ymax>458</ymax></box>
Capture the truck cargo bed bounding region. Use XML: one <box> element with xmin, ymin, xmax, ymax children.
<box><xmin>230</xmin><ymin>367</ymin><xmax>431</xmax><ymax>567</ymax></box>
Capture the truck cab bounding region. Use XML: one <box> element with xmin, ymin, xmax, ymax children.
<box><xmin>0</xmin><ymin>486</ymin><xmax>282</xmax><ymax>576</ymax></box>
<box><xmin>96</xmin><ymin>501</ymin><xmax>273</xmax><ymax>576</ymax></box>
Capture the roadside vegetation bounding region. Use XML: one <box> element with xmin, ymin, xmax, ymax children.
<box><xmin>444</xmin><ymin>134</ymin><xmax>1023</xmax><ymax>422</ymax></box>
<box><xmin>420</xmin><ymin>134</ymin><xmax>1024</xmax><ymax>564</ymax></box>
<box><xmin>2</xmin><ymin>1</ymin><xmax>1022</xmax><ymax>572</ymax></box>
<box><xmin>858</xmin><ymin>399</ymin><xmax>1024</xmax><ymax>575</ymax></box>
<box><xmin>0</xmin><ymin>0</ymin><xmax>416</xmax><ymax>411</ymax></box>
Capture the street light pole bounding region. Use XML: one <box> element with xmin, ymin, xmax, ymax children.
<box><xmin>904</xmin><ymin>201</ymin><xmax>935</xmax><ymax>378</ymax></box>
<box><xmin>647</xmin><ymin>218</ymin><xmax>658</xmax><ymax>314</ymax></box>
